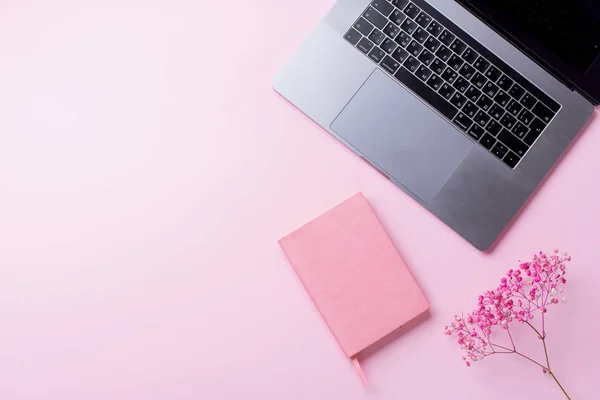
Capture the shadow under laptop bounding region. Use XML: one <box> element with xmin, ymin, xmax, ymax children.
<box><xmin>486</xmin><ymin>109</ymin><xmax>598</xmax><ymax>253</ymax></box>
<box><xmin>355</xmin><ymin>309</ymin><xmax>432</xmax><ymax>361</ymax></box>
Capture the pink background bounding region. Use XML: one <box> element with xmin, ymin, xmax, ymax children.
<box><xmin>0</xmin><ymin>1</ymin><xmax>598</xmax><ymax>399</ymax></box>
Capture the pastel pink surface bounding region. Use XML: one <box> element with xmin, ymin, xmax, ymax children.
<box><xmin>279</xmin><ymin>193</ymin><xmax>428</xmax><ymax>358</ymax></box>
<box><xmin>0</xmin><ymin>1</ymin><xmax>599</xmax><ymax>399</ymax></box>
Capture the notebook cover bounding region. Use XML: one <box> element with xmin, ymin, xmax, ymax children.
<box><xmin>279</xmin><ymin>193</ymin><xmax>429</xmax><ymax>358</ymax></box>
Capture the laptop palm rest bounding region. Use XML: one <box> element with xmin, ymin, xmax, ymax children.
<box><xmin>331</xmin><ymin>70</ymin><xmax>473</xmax><ymax>204</ymax></box>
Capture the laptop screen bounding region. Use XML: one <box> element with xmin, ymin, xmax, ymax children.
<box><xmin>459</xmin><ymin>0</ymin><xmax>600</xmax><ymax>73</ymax></box>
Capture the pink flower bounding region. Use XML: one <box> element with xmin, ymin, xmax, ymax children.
<box><xmin>444</xmin><ymin>250</ymin><xmax>572</xmax><ymax>398</ymax></box>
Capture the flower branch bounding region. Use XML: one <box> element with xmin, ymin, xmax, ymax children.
<box><xmin>444</xmin><ymin>250</ymin><xmax>571</xmax><ymax>399</ymax></box>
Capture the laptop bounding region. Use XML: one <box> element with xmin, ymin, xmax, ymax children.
<box><xmin>273</xmin><ymin>0</ymin><xmax>598</xmax><ymax>250</ymax></box>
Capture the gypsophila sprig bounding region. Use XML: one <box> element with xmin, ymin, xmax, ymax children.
<box><xmin>444</xmin><ymin>250</ymin><xmax>572</xmax><ymax>399</ymax></box>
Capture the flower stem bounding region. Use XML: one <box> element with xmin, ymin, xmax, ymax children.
<box><xmin>506</xmin><ymin>327</ymin><xmax>516</xmax><ymax>350</ymax></box>
<box><xmin>525</xmin><ymin>321</ymin><xmax>543</xmax><ymax>339</ymax></box>
<box><xmin>525</xmin><ymin>321</ymin><xmax>571</xmax><ymax>399</ymax></box>
<box><xmin>490</xmin><ymin>344</ymin><xmax>546</xmax><ymax>369</ymax></box>
<box><xmin>549</xmin><ymin>370</ymin><xmax>571</xmax><ymax>400</ymax></box>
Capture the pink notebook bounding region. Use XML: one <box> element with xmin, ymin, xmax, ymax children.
<box><xmin>279</xmin><ymin>193</ymin><xmax>429</xmax><ymax>385</ymax></box>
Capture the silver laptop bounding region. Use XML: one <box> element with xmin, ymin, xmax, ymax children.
<box><xmin>273</xmin><ymin>0</ymin><xmax>598</xmax><ymax>250</ymax></box>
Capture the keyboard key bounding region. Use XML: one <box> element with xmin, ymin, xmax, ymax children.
<box><xmin>431</xmin><ymin>58</ymin><xmax>446</xmax><ymax>75</ymax></box>
<box><xmin>404</xmin><ymin>55</ymin><xmax>421</xmax><ymax>72</ymax></box>
<box><xmin>453</xmin><ymin>76</ymin><xmax>469</xmax><ymax>93</ymax></box>
<box><xmin>439</xmin><ymin>83</ymin><xmax>456</xmax><ymax>100</ymax></box>
<box><xmin>525</xmin><ymin>118</ymin><xmax>546</xmax><ymax>145</ymax></box>
<box><xmin>474</xmin><ymin>110</ymin><xmax>491</xmax><ymax>127</ymax></box>
<box><xmin>415</xmin><ymin>12</ymin><xmax>432</xmax><ymax>28</ymax></box>
<box><xmin>498</xmin><ymin>128</ymin><xmax>528</xmax><ymax>156</ymax></box>
<box><xmin>491</xmin><ymin>142</ymin><xmax>508</xmax><ymax>159</ymax></box>
<box><xmin>354</xmin><ymin>18</ymin><xmax>375</xmax><ymax>36</ymax></box>
<box><xmin>427</xmin><ymin>74</ymin><xmax>443</xmax><ymax>91</ymax></box>
<box><xmin>391</xmin><ymin>0</ymin><xmax>409</xmax><ymax>8</ymax></box>
<box><xmin>371</xmin><ymin>0</ymin><xmax>394</xmax><ymax>16</ymax></box>
<box><xmin>368</xmin><ymin>47</ymin><xmax>386</xmax><ymax>63</ymax></box>
<box><xmin>480</xmin><ymin>133</ymin><xmax>496</xmax><ymax>150</ymax></box>
<box><xmin>447</xmin><ymin>54</ymin><xmax>465</xmax><ymax>71</ymax></box>
<box><xmin>427</xmin><ymin>20</ymin><xmax>443</xmax><ymax>37</ymax></box>
<box><xmin>412</xmin><ymin>27</ymin><xmax>429</xmax><ymax>44</ymax></box>
<box><xmin>395</xmin><ymin>31</ymin><xmax>412</xmax><ymax>47</ymax></box>
<box><xmin>463</xmin><ymin>101</ymin><xmax>478</xmax><ymax>118</ymax></box>
<box><xmin>506</xmin><ymin>99</ymin><xmax>523</xmax><ymax>116</ymax></box>
<box><xmin>384</xmin><ymin>22</ymin><xmax>401</xmax><ymax>38</ymax></box>
<box><xmin>381</xmin><ymin>38</ymin><xmax>398</xmax><ymax>54</ymax></box>
<box><xmin>483</xmin><ymin>81</ymin><xmax>499</xmax><ymax>97</ymax></box>
<box><xmin>508</xmin><ymin>84</ymin><xmax>526</xmax><ymax>100</ymax></box>
<box><xmin>450</xmin><ymin>92</ymin><xmax>467</xmax><ymax>108</ymax></box>
<box><xmin>512</xmin><ymin>122</ymin><xmax>529</xmax><ymax>139</ymax></box>
<box><xmin>400</xmin><ymin>19</ymin><xmax>417</xmax><ymax>34</ymax></box>
<box><xmin>390</xmin><ymin>9</ymin><xmax>407</xmax><ymax>26</ymax></box>
<box><xmin>357</xmin><ymin>37</ymin><xmax>375</xmax><ymax>54</ymax></box>
<box><xmin>458</xmin><ymin>63</ymin><xmax>476</xmax><ymax>80</ymax></box>
<box><xmin>471</xmin><ymin>72</ymin><xmax>487</xmax><ymax>89</ymax></box>
<box><xmin>407</xmin><ymin>40</ymin><xmax>424</xmax><ymax>57</ymax></box>
<box><xmin>468</xmin><ymin>124</ymin><xmax>485</xmax><ymax>140</ymax></box>
<box><xmin>450</xmin><ymin>39</ymin><xmax>467</xmax><ymax>55</ymax></box>
<box><xmin>476</xmin><ymin>94</ymin><xmax>494</xmax><ymax>112</ymax></box>
<box><xmin>503</xmin><ymin>151</ymin><xmax>520</xmax><ymax>168</ymax></box>
<box><xmin>520</xmin><ymin>93</ymin><xmax>537</xmax><ymax>109</ymax></box>
<box><xmin>436</xmin><ymin>46</ymin><xmax>453</xmax><ymax>62</ymax></box>
<box><xmin>441</xmin><ymin>68</ymin><xmax>458</xmax><ymax>84</ymax></box>
<box><xmin>497</xmin><ymin>75</ymin><xmax>513</xmax><ymax>91</ymax></box>
<box><xmin>495</xmin><ymin>90</ymin><xmax>510</xmax><ymax>107</ymax></box>
<box><xmin>465</xmin><ymin>85</ymin><xmax>482</xmax><ymax>102</ymax></box>
<box><xmin>533</xmin><ymin>90</ymin><xmax>557</xmax><ymax>112</ymax></box>
<box><xmin>535</xmin><ymin>94</ymin><xmax>559</xmax><ymax>117</ymax></box>
<box><xmin>392</xmin><ymin>47</ymin><xmax>409</xmax><ymax>63</ymax></box>
<box><xmin>368</xmin><ymin>29</ymin><xmax>386</xmax><ymax>45</ymax></box>
<box><xmin>532</xmin><ymin>102</ymin><xmax>554</xmax><ymax>123</ymax></box>
<box><xmin>500</xmin><ymin>114</ymin><xmax>517</xmax><ymax>130</ymax></box>
<box><xmin>473</xmin><ymin>56</ymin><xmax>490</xmax><ymax>73</ymax></box>
<box><xmin>345</xmin><ymin>29</ymin><xmax>362</xmax><ymax>45</ymax></box>
<box><xmin>485</xmin><ymin>65</ymin><xmax>502</xmax><ymax>82</ymax></box>
<box><xmin>454</xmin><ymin>112</ymin><xmax>474</xmax><ymax>131</ymax></box>
<box><xmin>363</xmin><ymin>7</ymin><xmax>388</xmax><ymax>30</ymax></box>
<box><xmin>439</xmin><ymin>30</ymin><xmax>455</xmax><ymax>46</ymax></box>
<box><xmin>517</xmin><ymin>108</ymin><xmax>534</xmax><ymax>125</ymax></box>
<box><xmin>416</xmin><ymin>65</ymin><xmax>433</xmax><ymax>81</ymax></box>
<box><xmin>462</xmin><ymin>48</ymin><xmax>479</xmax><ymax>64</ymax></box>
<box><xmin>393</xmin><ymin>66</ymin><xmax>459</xmax><ymax>120</ymax></box>
<box><xmin>496</xmin><ymin>142</ymin><xmax>509</xmax><ymax>155</ymax></box>
<box><xmin>380</xmin><ymin>55</ymin><xmax>401</xmax><ymax>74</ymax></box>
<box><xmin>418</xmin><ymin>49</ymin><xmax>435</xmax><ymax>66</ymax></box>
<box><xmin>403</xmin><ymin>2</ymin><xmax>421</xmax><ymax>19</ymax></box>
<box><xmin>424</xmin><ymin>36</ymin><xmax>441</xmax><ymax>52</ymax></box>
<box><xmin>489</xmin><ymin>103</ymin><xmax>505</xmax><ymax>120</ymax></box>
<box><xmin>486</xmin><ymin>119</ymin><xmax>502</xmax><ymax>136</ymax></box>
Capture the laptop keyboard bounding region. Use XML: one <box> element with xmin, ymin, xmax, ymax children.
<box><xmin>344</xmin><ymin>0</ymin><xmax>562</xmax><ymax>169</ymax></box>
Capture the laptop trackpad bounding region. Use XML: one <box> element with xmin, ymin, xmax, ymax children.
<box><xmin>331</xmin><ymin>70</ymin><xmax>473</xmax><ymax>204</ymax></box>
